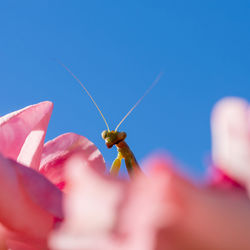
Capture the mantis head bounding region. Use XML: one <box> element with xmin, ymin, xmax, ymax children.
<box><xmin>101</xmin><ymin>130</ymin><xmax>127</xmax><ymax>148</ymax></box>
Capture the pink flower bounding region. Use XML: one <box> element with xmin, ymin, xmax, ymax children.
<box><xmin>0</xmin><ymin>102</ymin><xmax>106</xmax><ymax>249</ymax></box>
<box><xmin>2</xmin><ymin>97</ymin><xmax>250</xmax><ymax>249</ymax></box>
<box><xmin>49</xmin><ymin>97</ymin><xmax>250</xmax><ymax>250</ymax></box>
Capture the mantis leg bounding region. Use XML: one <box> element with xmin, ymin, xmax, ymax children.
<box><xmin>125</xmin><ymin>156</ymin><xmax>141</xmax><ymax>179</ymax></box>
<box><xmin>110</xmin><ymin>153</ymin><xmax>122</xmax><ymax>176</ymax></box>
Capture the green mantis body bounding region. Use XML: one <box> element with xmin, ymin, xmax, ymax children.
<box><xmin>59</xmin><ymin>61</ymin><xmax>161</xmax><ymax>177</ymax></box>
<box><xmin>101</xmin><ymin>130</ymin><xmax>141</xmax><ymax>178</ymax></box>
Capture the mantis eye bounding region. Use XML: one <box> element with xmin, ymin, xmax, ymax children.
<box><xmin>101</xmin><ymin>130</ymin><xmax>108</xmax><ymax>139</ymax></box>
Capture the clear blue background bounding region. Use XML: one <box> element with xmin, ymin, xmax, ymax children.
<box><xmin>0</xmin><ymin>1</ymin><xmax>249</xmax><ymax>177</ymax></box>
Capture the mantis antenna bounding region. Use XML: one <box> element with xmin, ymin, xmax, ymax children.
<box><xmin>115</xmin><ymin>72</ymin><xmax>163</xmax><ymax>132</ymax></box>
<box><xmin>58</xmin><ymin>61</ymin><xmax>110</xmax><ymax>132</ymax></box>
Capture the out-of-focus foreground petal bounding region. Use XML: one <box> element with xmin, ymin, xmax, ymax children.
<box><xmin>0</xmin><ymin>101</ymin><xmax>53</xmax><ymax>170</ymax></box>
<box><xmin>0</xmin><ymin>224</ymin><xmax>7</xmax><ymax>249</ymax></box>
<box><xmin>39</xmin><ymin>133</ymin><xmax>106</xmax><ymax>191</ymax></box>
<box><xmin>50</xmin><ymin>155</ymin><xmax>250</xmax><ymax>250</ymax></box>
<box><xmin>211</xmin><ymin>97</ymin><xmax>250</xmax><ymax>189</ymax></box>
<box><xmin>0</xmin><ymin>154</ymin><xmax>63</xmax><ymax>249</ymax></box>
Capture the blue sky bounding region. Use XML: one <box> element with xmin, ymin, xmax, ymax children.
<box><xmin>0</xmin><ymin>1</ymin><xmax>249</xmax><ymax>177</ymax></box>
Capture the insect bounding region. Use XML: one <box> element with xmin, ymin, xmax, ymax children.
<box><xmin>59</xmin><ymin>61</ymin><xmax>161</xmax><ymax>178</ymax></box>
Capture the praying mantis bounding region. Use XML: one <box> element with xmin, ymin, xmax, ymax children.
<box><xmin>59</xmin><ymin>62</ymin><xmax>161</xmax><ymax>178</ymax></box>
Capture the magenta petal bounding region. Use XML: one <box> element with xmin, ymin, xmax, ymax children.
<box><xmin>39</xmin><ymin>133</ymin><xmax>106</xmax><ymax>190</ymax></box>
<box><xmin>0</xmin><ymin>154</ymin><xmax>63</xmax><ymax>248</ymax></box>
<box><xmin>0</xmin><ymin>101</ymin><xmax>53</xmax><ymax>170</ymax></box>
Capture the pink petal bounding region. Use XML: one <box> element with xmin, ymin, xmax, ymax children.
<box><xmin>208</xmin><ymin>165</ymin><xmax>245</xmax><ymax>191</ymax></box>
<box><xmin>211</xmin><ymin>97</ymin><xmax>250</xmax><ymax>188</ymax></box>
<box><xmin>50</xmin><ymin>155</ymin><xmax>177</xmax><ymax>250</ymax></box>
<box><xmin>50</xmin><ymin>154</ymin><xmax>250</xmax><ymax>250</ymax></box>
<box><xmin>0</xmin><ymin>101</ymin><xmax>53</xmax><ymax>170</ymax></box>
<box><xmin>50</xmin><ymin>154</ymin><xmax>125</xmax><ymax>250</ymax></box>
<box><xmin>0</xmin><ymin>224</ymin><xmax>7</xmax><ymax>249</ymax></box>
<box><xmin>0</xmin><ymin>153</ymin><xmax>63</xmax><ymax>248</ymax></box>
<box><xmin>155</xmin><ymin>177</ymin><xmax>250</xmax><ymax>250</ymax></box>
<box><xmin>39</xmin><ymin>133</ymin><xmax>106</xmax><ymax>190</ymax></box>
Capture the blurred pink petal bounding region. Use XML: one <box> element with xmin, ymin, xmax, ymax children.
<box><xmin>49</xmin><ymin>154</ymin><xmax>128</xmax><ymax>250</ymax></box>
<box><xmin>0</xmin><ymin>224</ymin><xmax>7</xmax><ymax>249</ymax></box>
<box><xmin>0</xmin><ymin>153</ymin><xmax>63</xmax><ymax>249</ymax></box>
<box><xmin>211</xmin><ymin>97</ymin><xmax>250</xmax><ymax>188</ymax></box>
<box><xmin>209</xmin><ymin>165</ymin><xmax>245</xmax><ymax>191</ymax></box>
<box><xmin>40</xmin><ymin>133</ymin><xmax>106</xmax><ymax>190</ymax></box>
<box><xmin>0</xmin><ymin>101</ymin><xmax>53</xmax><ymax>170</ymax></box>
<box><xmin>49</xmin><ymin>155</ymin><xmax>177</xmax><ymax>250</ymax></box>
<box><xmin>50</xmin><ymin>154</ymin><xmax>250</xmax><ymax>250</ymax></box>
<box><xmin>156</xmin><ymin>172</ymin><xmax>250</xmax><ymax>250</ymax></box>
